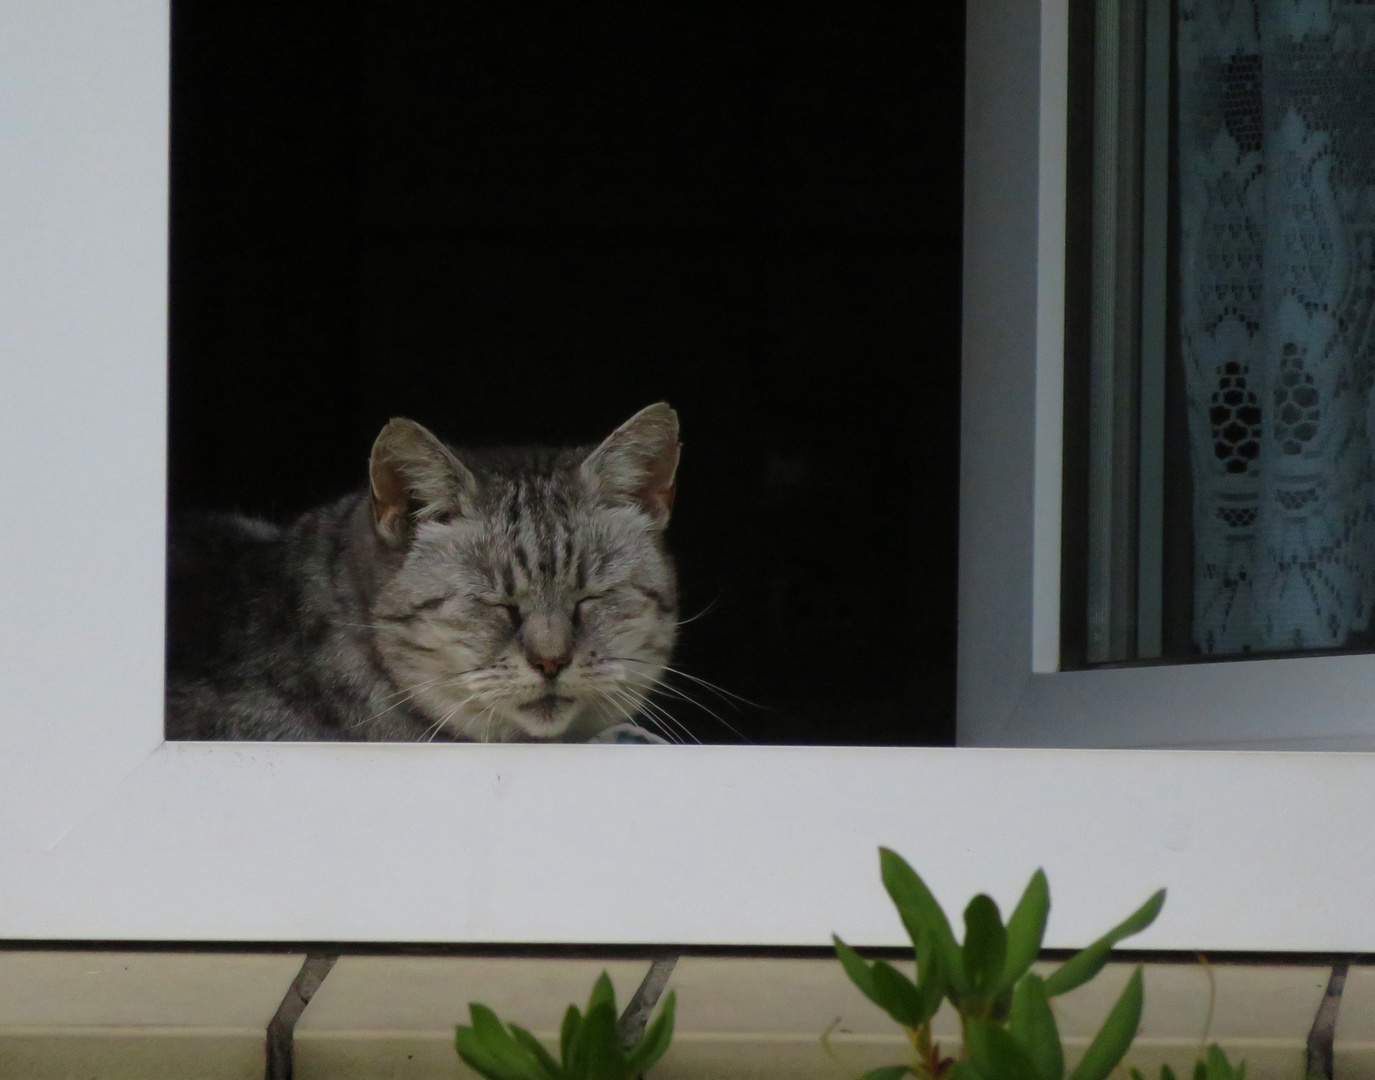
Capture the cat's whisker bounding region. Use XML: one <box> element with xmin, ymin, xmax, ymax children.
<box><xmin>610</xmin><ymin>660</ymin><xmax>749</xmax><ymax>735</ymax></box>
<box><xmin>475</xmin><ymin>698</ymin><xmax>503</xmax><ymax>743</ymax></box>
<box><xmin>616</xmin><ymin>701</ymin><xmax>686</xmax><ymax>746</ymax></box>
<box><xmin>346</xmin><ymin>682</ymin><xmax>444</xmax><ymax>729</ymax></box>
<box><xmin>643</xmin><ymin>698</ymin><xmax>700</xmax><ymax>745</ymax></box>
<box><xmin>348</xmin><ymin>667</ymin><xmax>486</xmax><ymax>730</ymax></box>
<box><xmin>431</xmin><ymin>688</ymin><xmax>495</xmax><ymax>743</ymax></box>
<box><xmin>607</xmin><ymin>682</ymin><xmax>697</xmax><ymax>745</ymax></box>
<box><xmin>419</xmin><ymin>700</ymin><xmax>460</xmax><ymax>743</ymax></box>
<box><xmin>597</xmin><ymin>685</ymin><xmax>673</xmax><ymax>743</ymax></box>
<box><xmin>347</xmin><ymin>680</ymin><xmax>448</xmax><ymax>729</ymax></box>
<box><xmin>595</xmin><ymin>665</ymin><xmax>672</xmax><ymax>728</ymax></box>
<box><xmin>605</xmin><ymin>657</ymin><xmax>761</xmax><ymax>710</ymax></box>
<box><xmin>416</xmin><ymin>716</ymin><xmax>445</xmax><ymax>742</ymax></box>
<box><xmin>600</xmin><ymin>688</ymin><xmax>683</xmax><ymax>744</ymax></box>
<box><xmin>674</xmin><ymin>593</ymin><xmax>723</xmax><ymax>627</ymax></box>
<box><xmin>637</xmin><ymin>717</ymin><xmax>683</xmax><ymax>745</ymax></box>
<box><xmin>616</xmin><ymin>667</ymin><xmax>750</xmax><ymax>743</ymax></box>
<box><xmin>592</xmin><ymin>688</ymin><xmax>636</xmax><ymax>730</ymax></box>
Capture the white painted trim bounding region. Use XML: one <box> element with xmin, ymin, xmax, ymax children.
<box><xmin>5</xmin><ymin>0</ymin><xmax>1375</xmax><ymax>953</ymax></box>
<box><xmin>1</xmin><ymin>742</ymin><xmax>1374</xmax><ymax>951</ymax></box>
<box><xmin>0</xmin><ymin>1</ymin><xmax>169</xmax><ymax>852</ymax></box>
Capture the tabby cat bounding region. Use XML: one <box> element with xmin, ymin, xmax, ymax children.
<box><xmin>165</xmin><ymin>404</ymin><xmax>680</xmax><ymax>742</ymax></box>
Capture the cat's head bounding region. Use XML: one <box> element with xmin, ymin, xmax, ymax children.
<box><xmin>367</xmin><ymin>403</ymin><xmax>680</xmax><ymax>742</ymax></box>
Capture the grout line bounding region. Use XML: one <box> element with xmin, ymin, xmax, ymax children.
<box><xmin>0</xmin><ymin>1025</ymin><xmax>267</xmax><ymax>1038</ymax></box>
<box><xmin>0</xmin><ymin>941</ymin><xmax>1367</xmax><ymax>965</ymax></box>
<box><xmin>265</xmin><ymin>953</ymin><xmax>337</xmax><ymax>1080</ymax></box>
<box><xmin>1306</xmin><ymin>961</ymin><xmax>1347</xmax><ymax>1080</ymax></box>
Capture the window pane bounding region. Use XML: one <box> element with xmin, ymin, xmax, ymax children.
<box><xmin>1064</xmin><ymin>0</ymin><xmax>1375</xmax><ymax>666</ymax></box>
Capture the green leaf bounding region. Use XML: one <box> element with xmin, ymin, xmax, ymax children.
<box><xmin>565</xmin><ymin>975</ymin><xmax>626</xmax><ymax>1080</ymax></box>
<box><xmin>567</xmin><ymin>1001</ymin><xmax>627</xmax><ymax>1080</ymax></box>
<box><xmin>1000</xmin><ymin>870</ymin><xmax>1050</xmax><ymax>993</ymax></box>
<box><xmin>1043</xmin><ymin>890</ymin><xmax>1165</xmax><ymax>997</ymax></box>
<box><xmin>835</xmin><ymin>935</ymin><xmax>935</xmax><ymax>1029</ymax></box>
<box><xmin>989</xmin><ymin>986</ymin><xmax>1015</xmax><ymax>1025</ymax></box>
<box><xmin>963</xmin><ymin>895</ymin><xmax>1009</xmax><ymax>1005</ymax></box>
<box><xmin>459</xmin><ymin>1005</ymin><xmax>548</xmax><ymax>1080</ymax></box>
<box><xmin>455</xmin><ymin>1016</ymin><xmax>545</xmax><ymax>1080</ymax></box>
<box><xmin>1009</xmin><ymin>974</ymin><xmax>1063</xmax><ymax>1080</ymax></box>
<box><xmin>834</xmin><ymin>935</ymin><xmax>883</xmax><ymax>1006</ymax></box>
<box><xmin>469</xmin><ymin>1004</ymin><xmax>530</xmax><ymax>1060</ymax></box>
<box><xmin>626</xmin><ymin>991</ymin><xmax>676</xmax><ymax>1075</ymax></box>
<box><xmin>879</xmin><ymin>848</ymin><xmax>966</xmax><ymax>998</ymax></box>
<box><xmin>469</xmin><ymin>1003</ymin><xmax>516</xmax><ymax>1046</ymax></box>
<box><xmin>859</xmin><ymin>1068</ymin><xmax>918</xmax><ymax>1080</ymax></box>
<box><xmin>586</xmin><ymin>972</ymin><xmax>617</xmax><ymax>1018</ymax></box>
<box><xmin>948</xmin><ymin>1063</ymin><xmax>992</xmax><ymax>1080</ymax></box>
<box><xmin>1206</xmin><ymin>1044</ymin><xmax>1241</xmax><ymax>1080</ymax></box>
<box><xmin>965</xmin><ymin>1018</ymin><xmax>1045</xmax><ymax>1080</ymax></box>
<box><xmin>1067</xmin><ymin>966</ymin><xmax>1144</xmax><ymax>1080</ymax></box>
<box><xmin>915</xmin><ymin>930</ymin><xmax>947</xmax><ymax>1019</ymax></box>
<box><xmin>872</xmin><ymin>960</ymin><xmax>934</xmax><ymax>1028</ymax></box>
<box><xmin>1192</xmin><ymin>1062</ymin><xmax>1206</xmax><ymax>1080</ymax></box>
<box><xmin>508</xmin><ymin>1024</ymin><xmax>563</xmax><ymax>1079</ymax></box>
<box><xmin>1130</xmin><ymin>1071</ymin><xmax>1146</xmax><ymax>1080</ymax></box>
<box><xmin>558</xmin><ymin>1007</ymin><xmax>580</xmax><ymax>1067</ymax></box>
<box><xmin>455</xmin><ymin>1026</ymin><xmax>528</xmax><ymax>1080</ymax></box>
<box><xmin>1161</xmin><ymin>1065</ymin><xmax>1177</xmax><ymax>1080</ymax></box>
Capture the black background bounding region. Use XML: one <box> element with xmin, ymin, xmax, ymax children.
<box><xmin>169</xmin><ymin>2</ymin><xmax>966</xmax><ymax>746</ymax></box>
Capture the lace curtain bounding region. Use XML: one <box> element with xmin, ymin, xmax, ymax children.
<box><xmin>1178</xmin><ymin>0</ymin><xmax>1375</xmax><ymax>653</ymax></box>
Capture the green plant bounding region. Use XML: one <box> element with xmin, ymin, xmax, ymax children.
<box><xmin>1132</xmin><ymin>1044</ymin><xmax>1247</xmax><ymax>1080</ymax></box>
<box><xmin>454</xmin><ymin>971</ymin><xmax>676</xmax><ymax>1080</ymax></box>
<box><xmin>833</xmin><ymin>847</ymin><xmax>1166</xmax><ymax>1080</ymax></box>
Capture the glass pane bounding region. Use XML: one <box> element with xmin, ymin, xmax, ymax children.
<box><xmin>1064</xmin><ymin>0</ymin><xmax>1375</xmax><ymax>666</ymax></box>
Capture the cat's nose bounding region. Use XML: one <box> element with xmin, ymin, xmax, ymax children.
<box><xmin>529</xmin><ymin>652</ymin><xmax>571</xmax><ymax>679</ymax></box>
<box><xmin>521</xmin><ymin>611</ymin><xmax>573</xmax><ymax>679</ymax></box>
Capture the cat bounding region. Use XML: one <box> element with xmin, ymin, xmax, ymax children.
<box><xmin>165</xmin><ymin>404</ymin><xmax>681</xmax><ymax>742</ymax></box>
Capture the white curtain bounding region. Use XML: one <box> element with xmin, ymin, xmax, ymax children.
<box><xmin>1179</xmin><ymin>0</ymin><xmax>1375</xmax><ymax>654</ymax></box>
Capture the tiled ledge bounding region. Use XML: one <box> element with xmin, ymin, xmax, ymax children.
<box><xmin>0</xmin><ymin>950</ymin><xmax>1363</xmax><ymax>1079</ymax></box>
<box><xmin>0</xmin><ymin>951</ymin><xmax>302</xmax><ymax>1080</ymax></box>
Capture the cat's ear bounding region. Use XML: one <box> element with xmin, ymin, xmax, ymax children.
<box><xmin>581</xmin><ymin>403</ymin><xmax>681</xmax><ymax>528</ymax></box>
<box><xmin>369</xmin><ymin>418</ymin><xmax>477</xmax><ymax>548</ymax></box>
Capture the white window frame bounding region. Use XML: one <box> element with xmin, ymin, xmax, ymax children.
<box><xmin>3</xmin><ymin>0</ymin><xmax>1374</xmax><ymax>954</ymax></box>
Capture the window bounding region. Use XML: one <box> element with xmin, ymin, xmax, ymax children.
<box><xmin>5</xmin><ymin>1</ymin><xmax>1375</xmax><ymax>952</ymax></box>
<box><xmin>962</xmin><ymin>0</ymin><xmax>1375</xmax><ymax>753</ymax></box>
<box><xmin>1061</xmin><ymin>0</ymin><xmax>1375</xmax><ymax>668</ymax></box>
<box><xmin>167</xmin><ymin>3</ymin><xmax>964</xmax><ymax>750</ymax></box>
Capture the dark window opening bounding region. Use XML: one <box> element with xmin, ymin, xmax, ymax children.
<box><xmin>169</xmin><ymin>2</ymin><xmax>965</xmax><ymax>745</ymax></box>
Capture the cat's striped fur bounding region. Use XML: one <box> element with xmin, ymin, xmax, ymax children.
<box><xmin>166</xmin><ymin>404</ymin><xmax>680</xmax><ymax>742</ymax></box>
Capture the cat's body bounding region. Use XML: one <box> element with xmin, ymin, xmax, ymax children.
<box><xmin>165</xmin><ymin>406</ymin><xmax>681</xmax><ymax>742</ymax></box>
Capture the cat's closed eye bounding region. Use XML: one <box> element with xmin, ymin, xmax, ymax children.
<box><xmin>572</xmin><ymin>594</ymin><xmax>608</xmax><ymax>626</ymax></box>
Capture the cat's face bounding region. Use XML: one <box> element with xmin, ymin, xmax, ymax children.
<box><xmin>368</xmin><ymin>405</ymin><xmax>680</xmax><ymax>741</ymax></box>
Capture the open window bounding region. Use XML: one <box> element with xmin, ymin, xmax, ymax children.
<box><xmin>963</xmin><ymin>0</ymin><xmax>1375</xmax><ymax>752</ymax></box>
<box><xmin>4</xmin><ymin>1</ymin><xmax>1375</xmax><ymax>952</ymax></box>
<box><xmin>166</xmin><ymin>3</ymin><xmax>963</xmax><ymax>750</ymax></box>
